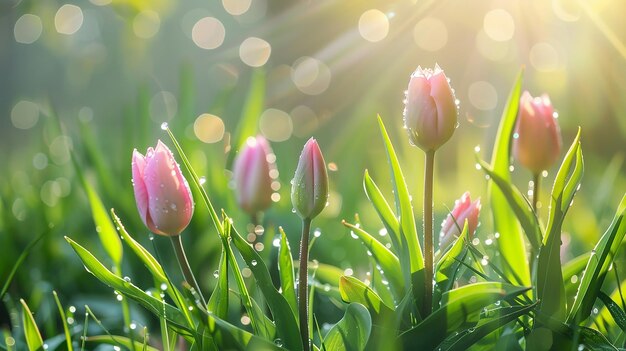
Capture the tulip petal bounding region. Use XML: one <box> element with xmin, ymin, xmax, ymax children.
<box><xmin>132</xmin><ymin>149</ymin><xmax>150</xmax><ymax>228</ymax></box>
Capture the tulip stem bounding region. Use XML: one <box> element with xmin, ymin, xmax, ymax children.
<box><xmin>171</xmin><ymin>235</ymin><xmax>207</xmax><ymax>309</ymax></box>
<box><xmin>532</xmin><ymin>173</ymin><xmax>540</xmax><ymax>214</ymax></box>
<box><xmin>423</xmin><ymin>150</ymin><xmax>435</xmax><ymax>316</ymax></box>
<box><xmin>298</xmin><ymin>218</ymin><xmax>312</xmax><ymax>351</ymax></box>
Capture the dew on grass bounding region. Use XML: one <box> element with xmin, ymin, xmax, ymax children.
<box><xmin>199</xmin><ymin>176</ymin><xmax>207</xmax><ymax>185</ymax></box>
<box><xmin>160</xmin><ymin>283</ymin><xmax>168</xmax><ymax>291</ymax></box>
<box><xmin>129</xmin><ymin>322</ymin><xmax>137</xmax><ymax>330</ymax></box>
<box><xmin>251</xmin><ymin>260</ymin><xmax>257</xmax><ymax>266</ymax></box>
<box><xmin>160</xmin><ymin>122</ymin><xmax>169</xmax><ymax>130</ymax></box>
<box><xmin>272</xmin><ymin>237</ymin><xmax>280</xmax><ymax>247</ymax></box>
<box><xmin>350</xmin><ymin>231</ymin><xmax>359</xmax><ymax>239</ymax></box>
<box><xmin>123</xmin><ymin>276</ymin><xmax>131</xmax><ymax>282</ymax></box>
<box><xmin>274</xmin><ymin>338</ymin><xmax>283</xmax><ymax>347</ymax></box>
<box><xmin>313</xmin><ymin>228</ymin><xmax>321</xmax><ymax>237</ymax></box>
<box><xmin>379</xmin><ymin>228</ymin><xmax>387</xmax><ymax>236</ymax></box>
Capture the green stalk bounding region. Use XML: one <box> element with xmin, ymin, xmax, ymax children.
<box><xmin>170</xmin><ymin>235</ymin><xmax>207</xmax><ymax>308</ymax></box>
<box><xmin>298</xmin><ymin>218</ymin><xmax>312</xmax><ymax>351</ymax></box>
<box><xmin>115</xmin><ymin>263</ymin><xmax>136</xmax><ymax>351</ymax></box>
<box><xmin>532</xmin><ymin>173</ymin><xmax>540</xmax><ymax>213</ymax></box>
<box><xmin>423</xmin><ymin>150</ymin><xmax>435</xmax><ymax>315</ymax></box>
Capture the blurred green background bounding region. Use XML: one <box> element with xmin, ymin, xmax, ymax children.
<box><xmin>2</xmin><ymin>0</ymin><xmax>626</xmax><ymax>338</ymax></box>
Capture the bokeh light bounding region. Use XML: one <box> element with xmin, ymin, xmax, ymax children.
<box><xmin>239</xmin><ymin>37</ymin><xmax>271</xmax><ymax>67</ymax></box>
<box><xmin>358</xmin><ymin>9</ymin><xmax>389</xmax><ymax>43</ymax></box>
<box><xmin>14</xmin><ymin>14</ymin><xmax>43</xmax><ymax>44</ymax></box>
<box><xmin>133</xmin><ymin>11</ymin><xmax>161</xmax><ymax>39</ymax></box>
<box><xmin>468</xmin><ymin>81</ymin><xmax>498</xmax><ymax>111</ymax></box>
<box><xmin>483</xmin><ymin>9</ymin><xmax>515</xmax><ymax>42</ymax></box>
<box><xmin>291</xmin><ymin>57</ymin><xmax>332</xmax><ymax>95</ymax></box>
<box><xmin>192</xmin><ymin>17</ymin><xmax>226</xmax><ymax>49</ymax></box>
<box><xmin>529</xmin><ymin>42</ymin><xmax>561</xmax><ymax>72</ymax></box>
<box><xmin>222</xmin><ymin>0</ymin><xmax>252</xmax><ymax>16</ymax></box>
<box><xmin>55</xmin><ymin>4</ymin><xmax>84</xmax><ymax>35</ymax></box>
<box><xmin>259</xmin><ymin>108</ymin><xmax>292</xmax><ymax>142</ymax></box>
<box><xmin>11</xmin><ymin>100</ymin><xmax>40</xmax><ymax>130</ymax></box>
<box><xmin>194</xmin><ymin>113</ymin><xmax>225</xmax><ymax>143</ymax></box>
<box><xmin>413</xmin><ymin>18</ymin><xmax>448</xmax><ymax>51</ymax></box>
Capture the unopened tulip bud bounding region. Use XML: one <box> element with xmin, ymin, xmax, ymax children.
<box><xmin>404</xmin><ymin>64</ymin><xmax>458</xmax><ymax>152</ymax></box>
<box><xmin>291</xmin><ymin>138</ymin><xmax>329</xmax><ymax>220</ymax></box>
<box><xmin>439</xmin><ymin>192</ymin><xmax>481</xmax><ymax>250</ymax></box>
<box><xmin>233</xmin><ymin>136</ymin><xmax>275</xmax><ymax>216</ymax></box>
<box><xmin>132</xmin><ymin>140</ymin><xmax>194</xmax><ymax>236</ymax></box>
<box><xmin>513</xmin><ymin>91</ymin><xmax>562</xmax><ymax>174</ymax></box>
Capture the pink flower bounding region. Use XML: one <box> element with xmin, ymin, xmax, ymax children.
<box><xmin>132</xmin><ymin>140</ymin><xmax>194</xmax><ymax>236</ymax></box>
<box><xmin>291</xmin><ymin>138</ymin><xmax>329</xmax><ymax>220</ymax></box>
<box><xmin>233</xmin><ymin>136</ymin><xmax>275</xmax><ymax>216</ymax></box>
<box><xmin>512</xmin><ymin>91</ymin><xmax>562</xmax><ymax>174</ymax></box>
<box><xmin>404</xmin><ymin>64</ymin><xmax>458</xmax><ymax>151</ymax></box>
<box><xmin>439</xmin><ymin>192</ymin><xmax>481</xmax><ymax>250</ymax></box>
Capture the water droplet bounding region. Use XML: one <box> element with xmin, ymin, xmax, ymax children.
<box><xmin>323</xmin><ymin>284</ymin><xmax>331</xmax><ymax>292</ymax></box>
<box><xmin>116</xmin><ymin>294</ymin><xmax>123</xmax><ymax>301</ymax></box>
<box><xmin>170</xmin><ymin>203</ymin><xmax>177</xmax><ymax>211</ymax></box>
<box><xmin>274</xmin><ymin>338</ymin><xmax>284</xmax><ymax>347</ymax></box>
<box><xmin>149</xmin><ymin>233</ymin><xmax>155</xmax><ymax>241</ymax></box>
<box><xmin>378</xmin><ymin>228</ymin><xmax>387</xmax><ymax>236</ymax></box>
<box><xmin>251</xmin><ymin>260</ymin><xmax>257</xmax><ymax>266</ymax></box>
<box><xmin>475</xmin><ymin>163</ymin><xmax>482</xmax><ymax>170</ymax></box>
<box><xmin>129</xmin><ymin>322</ymin><xmax>137</xmax><ymax>330</ymax></box>
<box><xmin>213</xmin><ymin>270</ymin><xmax>219</xmax><ymax>278</ymax></box>
<box><xmin>272</xmin><ymin>238</ymin><xmax>280</xmax><ymax>247</ymax></box>
<box><xmin>123</xmin><ymin>276</ymin><xmax>131</xmax><ymax>282</ymax></box>
<box><xmin>474</xmin><ymin>145</ymin><xmax>481</xmax><ymax>153</ymax></box>
<box><xmin>160</xmin><ymin>122</ymin><xmax>169</xmax><ymax>130</ymax></box>
<box><xmin>160</xmin><ymin>283</ymin><xmax>168</xmax><ymax>291</ymax></box>
<box><xmin>313</xmin><ymin>229</ymin><xmax>321</xmax><ymax>237</ymax></box>
<box><xmin>199</xmin><ymin>176</ymin><xmax>207</xmax><ymax>185</ymax></box>
<box><xmin>291</xmin><ymin>208</ymin><xmax>297</xmax><ymax>213</ymax></box>
<box><xmin>350</xmin><ymin>231</ymin><xmax>359</xmax><ymax>239</ymax></box>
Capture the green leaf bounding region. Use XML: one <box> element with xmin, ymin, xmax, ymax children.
<box><xmin>207</xmin><ymin>246</ymin><xmax>229</xmax><ymax>320</ymax></box>
<box><xmin>85</xmin><ymin>335</ymin><xmax>160</xmax><ymax>351</ymax></box>
<box><xmin>52</xmin><ymin>291</ymin><xmax>73</xmax><ymax>351</ymax></box>
<box><xmin>72</xmin><ymin>154</ymin><xmax>123</xmax><ymax>266</ymax></box>
<box><xmin>438</xmin><ymin>303</ymin><xmax>538</xmax><ymax>351</ymax></box>
<box><xmin>476</xmin><ymin>158</ymin><xmax>542</xmax><ymax>251</ymax></box>
<box><xmin>230</xmin><ymin>226</ymin><xmax>302</xmax><ymax>351</ymax></box>
<box><xmin>342</xmin><ymin>221</ymin><xmax>403</xmax><ymax>298</ymax></box>
<box><xmin>204</xmin><ymin>313</ymin><xmax>287</xmax><ymax>351</ymax></box>
<box><xmin>598</xmin><ymin>291</ymin><xmax>626</xmax><ymax>333</ymax></box>
<box><xmin>400</xmin><ymin>282</ymin><xmax>530</xmax><ymax>350</ymax></box>
<box><xmin>278</xmin><ymin>227</ymin><xmax>298</xmax><ymax>318</ymax></box>
<box><xmin>538</xmin><ymin>129</ymin><xmax>583</xmax><ymax>321</ymax></box>
<box><xmin>435</xmin><ymin>221</ymin><xmax>469</xmax><ymax>285</ymax></box>
<box><xmin>563</xmin><ymin>252</ymin><xmax>590</xmax><ymax>298</ymax></box>
<box><xmin>377</xmin><ymin>116</ymin><xmax>425</xmax><ymax>315</ymax></box>
<box><xmin>323</xmin><ymin>303</ymin><xmax>372</xmax><ymax>351</ymax></box>
<box><xmin>363</xmin><ymin>170</ymin><xmax>402</xmax><ymax>253</ymax></box>
<box><xmin>537</xmin><ymin>128</ymin><xmax>583</xmax><ymax>319</ymax></box>
<box><xmin>220</xmin><ymin>218</ymin><xmax>270</xmax><ymax>339</ymax></box>
<box><xmin>339</xmin><ymin>276</ymin><xmax>395</xmax><ymax>319</ymax></box>
<box><xmin>65</xmin><ymin>237</ymin><xmax>192</xmax><ymax>334</ymax></box>
<box><xmin>111</xmin><ymin>210</ymin><xmax>167</xmax><ymax>284</ymax></box>
<box><xmin>1</xmin><ymin>230</ymin><xmax>47</xmax><ymax>300</ymax></box>
<box><xmin>568</xmin><ymin>193</ymin><xmax>626</xmax><ymax>323</ymax></box>
<box><xmin>20</xmin><ymin>299</ymin><xmax>43</xmax><ymax>351</ymax></box>
<box><xmin>487</xmin><ymin>69</ymin><xmax>530</xmax><ymax>288</ymax></box>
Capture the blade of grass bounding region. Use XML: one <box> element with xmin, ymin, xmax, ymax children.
<box><xmin>1</xmin><ymin>230</ymin><xmax>47</xmax><ymax>300</ymax></box>
<box><xmin>52</xmin><ymin>291</ymin><xmax>73</xmax><ymax>351</ymax></box>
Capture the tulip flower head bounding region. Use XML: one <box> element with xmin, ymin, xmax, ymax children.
<box><xmin>291</xmin><ymin>138</ymin><xmax>329</xmax><ymax>221</ymax></box>
<box><xmin>132</xmin><ymin>140</ymin><xmax>194</xmax><ymax>236</ymax></box>
<box><xmin>403</xmin><ymin>64</ymin><xmax>458</xmax><ymax>152</ymax></box>
<box><xmin>512</xmin><ymin>91</ymin><xmax>562</xmax><ymax>174</ymax></box>
<box><xmin>233</xmin><ymin>136</ymin><xmax>275</xmax><ymax>216</ymax></box>
<box><xmin>439</xmin><ymin>192</ymin><xmax>481</xmax><ymax>250</ymax></box>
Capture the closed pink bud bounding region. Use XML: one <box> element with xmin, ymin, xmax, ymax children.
<box><xmin>404</xmin><ymin>64</ymin><xmax>458</xmax><ymax>152</ymax></box>
<box><xmin>291</xmin><ymin>138</ymin><xmax>329</xmax><ymax>220</ymax></box>
<box><xmin>132</xmin><ymin>140</ymin><xmax>194</xmax><ymax>236</ymax></box>
<box><xmin>512</xmin><ymin>91</ymin><xmax>562</xmax><ymax>174</ymax></box>
<box><xmin>233</xmin><ymin>136</ymin><xmax>275</xmax><ymax>216</ymax></box>
<box><xmin>439</xmin><ymin>192</ymin><xmax>481</xmax><ymax>250</ymax></box>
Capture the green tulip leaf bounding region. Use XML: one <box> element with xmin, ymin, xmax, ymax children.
<box><xmin>278</xmin><ymin>227</ymin><xmax>298</xmax><ymax>318</ymax></box>
<box><xmin>20</xmin><ymin>299</ymin><xmax>44</xmax><ymax>351</ymax></box>
<box><xmin>323</xmin><ymin>303</ymin><xmax>372</xmax><ymax>351</ymax></box>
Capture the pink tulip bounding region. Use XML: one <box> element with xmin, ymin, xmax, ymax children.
<box><xmin>233</xmin><ymin>136</ymin><xmax>275</xmax><ymax>216</ymax></box>
<box><xmin>403</xmin><ymin>64</ymin><xmax>458</xmax><ymax>151</ymax></box>
<box><xmin>132</xmin><ymin>140</ymin><xmax>194</xmax><ymax>236</ymax></box>
<box><xmin>512</xmin><ymin>91</ymin><xmax>562</xmax><ymax>174</ymax></box>
<box><xmin>439</xmin><ymin>192</ymin><xmax>481</xmax><ymax>250</ymax></box>
<box><xmin>291</xmin><ymin>138</ymin><xmax>329</xmax><ymax>220</ymax></box>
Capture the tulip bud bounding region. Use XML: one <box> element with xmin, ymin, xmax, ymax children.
<box><xmin>291</xmin><ymin>138</ymin><xmax>329</xmax><ymax>220</ymax></box>
<box><xmin>233</xmin><ymin>136</ymin><xmax>275</xmax><ymax>216</ymax></box>
<box><xmin>403</xmin><ymin>64</ymin><xmax>458</xmax><ymax>152</ymax></box>
<box><xmin>439</xmin><ymin>192</ymin><xmax>481</xmax><ymax>250</ymax></box>
<box><xmin>512</xmin><ymin>91</ymin><xmax>562</xmax><ymax>174</ymax></box>
<box><xmin>132</xmin><ymin>140</ymin><xmax>194</xmax><ymax>236</ymax></box>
